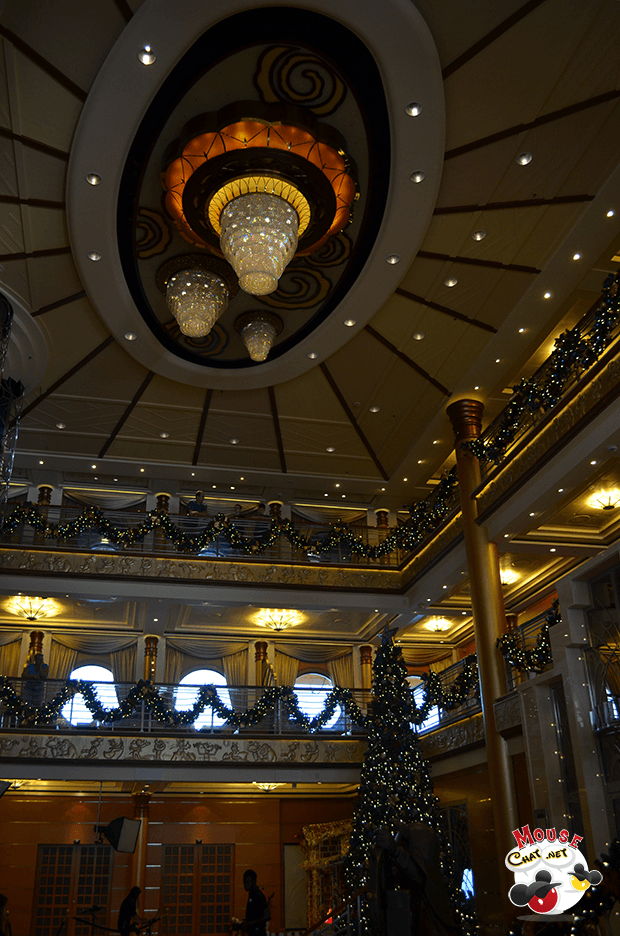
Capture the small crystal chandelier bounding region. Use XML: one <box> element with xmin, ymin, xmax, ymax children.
<box><xmin>235</xmin><ymin>312</ymin><xmax>283</xmax><ymax>363</ymax></box>
<box><xmin>9</xmin><ymin>596</ymin><xmax>57</xmax><ymax>621</ymax></box>
<box><xmin>423</xmin><ymin>617</ymin><xmax>450</xmax><ymax>633</ymax></box>
<box><xmin>157</xmin><ymin>255</ymin><xmax>238</xmax><ymax>339</ymax></box>
<box><xmin>254</xmin><ymin>608</ymin><xmax>303</xmax><ymax>631</ymax></box>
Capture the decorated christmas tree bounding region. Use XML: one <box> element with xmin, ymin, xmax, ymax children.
<box><xmin>344</xmin><ymin>624</ymin><xmax>477</xmax><ymax>935</ymax></box>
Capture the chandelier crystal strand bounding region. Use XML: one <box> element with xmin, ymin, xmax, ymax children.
<box><xmin>241</xmin><ymin>318</ymin><xmax>278</xmax><ymax>362</ymax></box>
<box><xmin>220</xmin><ymin>193</ymin><xmax>299</xmax><ymax>296</ymax></box>
<box><xmin>166</xmin><ymin>268</ymin><xmax>229</xmax><ymax>337</ymax></box>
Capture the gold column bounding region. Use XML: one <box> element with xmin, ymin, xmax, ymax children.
<box><xmin>446</xmin><ymin>399</ymin><xmax>519</xmax><ymax>905</ymax></box>
<box><xmin>268</xmin><ymin>501</ymin><xmax>282</xmax><ymax>519</ymax></box>
<box><xmin>360</xmin><ymin>645</ymin><xmax>373</xmax><ymax>709</ymax></box>
<box><xmin>131</xmin><ymin>790</ymin><xmax>151</xmax><ymax>892</ymax></box>
<box><xmin>144</xmin><ymin>636</ymin><xmax>158</xmax><ymax>682</ymax></box>
<box><xmin>374</xmin><ymin>509</ymin><xmax>389</xmax><ymax>529</ymax></box>
<box><xmin>155</xmin><ymin>493</ymin><xmax>170</xmax><ymax>514</ymax></box>
<box><xmin>255</xmin><ymin>641</ymin><xmax>268</xmax><ymax>686</ymax></box>
<box><xmin>29</xmin><ymin>630</ymin><xmax>44</xmax><ymax>655</ymax></box>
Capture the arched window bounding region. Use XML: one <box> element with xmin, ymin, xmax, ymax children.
<box><xmin>408</xmin><ymin>676</ymin><xmax>440</xmax><ymax>733</ymax></box>
<box><xmin>294</xmin><ymin>672</ymin><xmax>340</xmax><ymax>728</ymax></box>
<box><xmin>175</xmin><ymin>669</ymin><xmax>232</xmax><ymax>730</ymax></box>
<box><xmin>62</xmin><ymin>665</ymin><xmax>119</xmax><ymax>725</ymax></box>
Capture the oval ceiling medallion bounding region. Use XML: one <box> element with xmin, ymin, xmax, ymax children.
<box><xmin>67</xmin><ymin>0</ymin><xmax>444</xmax><ymax>389</ymax></box>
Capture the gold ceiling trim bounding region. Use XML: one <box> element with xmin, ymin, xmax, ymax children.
<box><xmin>208</xmin><ymin>175</ymin><xmax>310</xmax><ymax>237</ymax></box>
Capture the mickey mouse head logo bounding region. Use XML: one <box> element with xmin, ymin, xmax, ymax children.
<box><xmin>569</xmin><ymin>863</ymin><xmax>603</xmax><ymax>892</ymax></box>
<box><xmin>509</xmin><ymin>870</ymin><xmax>562</xmax><ymax>914</ymax></box>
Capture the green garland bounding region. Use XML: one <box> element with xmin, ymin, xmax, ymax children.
<box><xmin>1</xmin><ymin>468</ymin><xmax>458</xmax><ymax>561</ymax></box>
<box><xmin>496</xmin><ymin>600</ymin><xmax>560</xmax><ymax>673</ymax></box>
<box><xmin>0</xmin><ymin>658</ymin><xmax>481</xmax><ymax>732</ymax></box>
<box><xmin>467</xmin><ymin>270</ymin><xmax>620</xmax><ymax>466</ymax></box>
<box><xmin>413</xmin><ymin>655</ymin><xmax>479</xmax><ymax>725</ymax></box>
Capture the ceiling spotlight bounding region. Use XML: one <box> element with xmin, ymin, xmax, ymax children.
<box><xmin>85</xmin><ymin>173</ymin><xmax>101</xmax><ymax>185</ymax></box>
<box><xmin>432</xmin><ymin>439</ymin><xmax>439</xmax><ymax>445</ymax></box>
<box><xmin>558</xmin><ymin>488</ymin><xmax>564</xmax><ymax>493</ymax></box>
<box><xmin>230</xmin><ymin>438</ymin><xmax>240</xmax><ymax>445</ymax></box>
<box><xmin>403</xmin><ymin>477</ymin><xmax>408</xmax><ymax>482</ymax></box>
<box><xmin>140</xmin><ymin>468</ymin><xmax>145</xmax><ymax>472</ymax></box>
<box><xmin>550</xmin><ymin>548</ymin><xmax>557</xmax><ymax>553</ymax></box>
<box><xmin>159</xmin><ymin>432</ymin><xmax>169</xmax><ymax>439</ymax></box>
<box><xmin>405</xmin><ymin>102</ymin><xmax>423</xmax><ymax>116</ymax></box>
<box><xmin>543</xmin><ymin>291</ymin><xmax>552</xmax><ymax>299</ymax></box>
<box><xmin>138</xmin><ymin>46</ymin><xmax>156</xmax><ymax>65</ymax></box>
<box><xmin>56</xmin><ymin>422</ymin><xmax>66</xmax><ymax>429</ymax></box>
<box><xmin>417</xmin><ymin>459</ymin><xmax>423</xmax><ymax>464</ymax></box>
<box><xmin>326</xmin><ymin>446</ymin><xmax>336</xmax><ymax>453</ymax></box>
<box><xmin>386</xmin><ymin>254</ymin><xmax>401</xmax><ymax>264</ymax></box>
<box><xmin>474</xmin><ymin>385</ymin><xmax>480</xmax><ymax>390</ymax></box>
<box><xmin>335</xmin><ymin>483</ymin><xmax>340</xmax><ymax>488</ymax></box>
<box><xmin>607</xmin><ymin>209</ymin><xmax>615</xmax><ymax>218</ymax></box>
<box><xmin>91</xmin><ymin>464</ymin><xmax>97</xmax><ymax>469</ymax></box>
<box><xmin>344</xmin><ymin>318</ymin><xmax>356</xmax><ymax>327</ymax></box>
<box><xmin>444</xmin><ymin>277</ymin><xmax>458</xmax><ymax>287</ymax></box>
<box><xmin>516</xmin><ymin>152</ymin><xmax>533</xmax><ymax>165</ymax></box>
<box><xmin>235</xmin><ymin>311</ymin><xmax>283</xmax><ymax>362</ymax></box>
<box><xmin>495</xmin><ymin>358</ymin><xmax>501</xmax><ymax>363</ymax></box>
<box><xmin>471</xmin><ymin>230</ymin><xmax>486</xmax><ymax>241</ymax></box>
<box><xmin>124</xmin><ymin>332</ymin><xmax>137</xmax><ymax>341</ymax></box>
<box><xmin>518</xmin><ymin>328</ymin><xmax>526</xmax><ymax>334</ymax></box>
<box><xmin>573</xmin><ymin>252</ymin><xmax>581</xmax><ymax>261</ymax></box>
<box><xmin>410</xmin><ymin>170</ymin><xmax>426</xmax><ymax>183</ymax></box>
<box><xmin>590</xmin><ymin>460</ymin><xmax>598</xmax><ymax>465</ymax></box>
<box><xmin>381</xmin><ymin>487</ymin><xmax>386</xmax><ymax>492</ymax></box>
<box><xmin>87</xmin><ymin>251</ymin><xmax>101</xmax><ymax>261</ymax></box>
<box><xmin>369</xmin><ymin>405</ymin><xmax>381</xmax><ymax>413</ymax></box>
<box><xmin>412</xmin><ymin>331</ymin><xmax>425</xmax><ymax>341</ymax></box>
<box><xmin>307</xmin><ymin>351</ymin><xmax>318</xmax><ymax>360</ymax></box>
<box><xmin>529</xmin><ymin>511</ymin><xmax>536</xmax><ymax>517</ymax></box>
<box><xmin>38</xmin><ymin>459</ymin><xmax>44</xmax><ymax>465</ymax></box>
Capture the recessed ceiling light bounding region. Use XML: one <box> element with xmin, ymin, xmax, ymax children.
<box><xmin>91</xmin><ymin>464</ymin><xmax>97</xmax><ymax>469</ymax></box>
<box><xmin>212</xmin><ymin>484</ymin><xmax>217</xmax><ymax>488</ymax></box>
<box><xmin>518</xmin><ymin>328</ymin><xmax>526</xmax><ymax>334</ymax></box>
<box><xmin>124</xmin><ymin>332</ymin><xmax>137</xmax><ymax>341</ymax></box>
<box><xmin>442</xmin><ymin>585</ymin><xmax>448</xmax><ymax>589</ymax></box>
<box><xmin>462</xmin><ymin>611</ymin><xmax>467</xmax><ymax>615</ymax></box>
<box><xmin>307</xmin><ymin>351</ymin><xmax>318</xmax><ymax>359</ymax></box>
<box><xmin>381</xmin><ymin>487</ymin><xmax>386</xmax><ymax>491</ymax></box>
<box><xmin>417</xmin><ymin>459</ymin><xmax>423</xmax><ymax>464</ymax></box>
<box><xmin>113</xmin><ymin>478</ymin><xmax>118</xmax><ymax>482</ymax></box>
<box><xmin>403</xmin><ymin>477</ymin><xmax>408</xmax><ymax>481</ymax></box>
<box><xmin>56</xmin><ymin>422</ymin><xmax>66</xmax><ymax>429</ymax></box>
<box><xmin>86</xmin><ymin>173</ymin><xmax>101</xmax><ymax>186</ymax></box>
<box><xmin>138</xmin><ymin>46</ymin><xmax>156</xmax><ymax>65</ymax></box>
<box><xmin>516</xmin><ymin>152</ymin><xmax>533</xmax><ymax>165</ymax></box>
<box><xmin>550</xmin><ymin>548</ymin><xmax>556</xmax><ymax>553</ymax></box>
<box><xmin>230</xmin><ymin>486</ymin><xmax>235</xmax><ymax>490</ymax></box>
<box><xmin>326</xmin><ymin>446</ymin><xmax>335</xmax><ymax>452</ymax></box>
<box><xmin>405</xmin><ymin>102</ymin><xmax>422</xmax><ymax>116</ymax></box>
<box><xmin>87</xmin><ymin>251</ymin><xmax>101</xmax><ymax>261</ymax></box>
<box><xmin>529</xmin><ymin>512</ymin><xmax>536</xmax><ymax>517</ymax></box>
<box><xmin>159</xmin><ymin>432</ymin><xmax>169</xmax><ymax>439</ymax></box>
<box><xmin>543</xmin><ymin>291</ymin><xmax>552</xmax><ymax>299</ymax></box>
<box><xmin>341</xmin><ymin>494</ymin><xmax>346</xmax><ymax>498</ymax></box>
<box><xmin>590</xmin><ymin>459</ymin><xmax>597</xmax><ymax>465</ymax></box>
<box><xmin>335</xmin><ymin>483</ymin><xmax>340</xmax><ymax>488</ymax></box>
<box><xmin>344</xmin><ymin>318</ymin><xmax>356</xmax><ymax>327</ymax></box>
<box><xmin>191</xmin><ymin>472</ymin><xmax>195</xmax><ymax>476</ymax></box>
<box><xmin>558</xmin><ymin>488</ymin><xmax>564</xmax><ymax>493</ymax></box>
<box><xmin>230</xmin><ymin>438</ymin><xmax>239</xmax><ymax>444</ymax></box>
<box><xmin>607</xmin><ymin>209</ymin><xmax>615</xmax><ymax>217</ymax></box>
<box><xmin>504</xmin><ymin>533</ymin><xmax>510</xmax><ymax>538</ymax></box>
<box><xmin>240</xmin><ymin>477</ymin><xmax>244</xmax><ymax>480</ymax></box>
<box><xmin>153</xmin><ymin>618</ymin><xmax>158</xmax><ymax>622</ymax></box>
<box><xmin>572</xmin><ymin>252</ymin><xmax>581</xmax><ymax>260</ymax></box>
<box><xmin>324</xmin><ymin>493</ymin><xmax>329</xmax><ymax>497</ymax></box>
<box><xmin>474</xmin><ymin>385</ymin><xmax>480</xmax><ymax>390</ymax></box>
<box><xmin>140</xmin><ymin>468</ymin><xmax>145</xmax><ymax>472</ymax></box>
<box><xmin>386</xmin><ymin>254</ymin><xmax>401</xmax><ymax>264</ymax></box>
<box><xmin>471</xmin><ymin>230</ymin><xmax>486</xmax><ymax>241</ymax></box>
<box><xmin>412</xmin><ymin>331</ymin><xmax>425</xmax><ymax>341</ymax></box>
<box><xmin>94</xmin><ymin>476</ymin><xmax>98</xmax><ymax>480</ymax></box>
<box><xmin>38</xmin><ymin>459</ymin><xmax>44</xmax><ymax>465</ymax></box>
<box><xmin>410</xmin><ymin>170</ymin><xmax>426</xmax><ymax>183</ymax></box>
<box><xmin>369</xmin><ymin>405</ymin><xmax>381</xmax><ymax>413</ymax></box>
<box><xmin>426</xmin><ymin>598</ymin><xmax>431</xmax><ymax>602</ymax></box>
<box><xmin>444</xmin><ymin>277</ymin><xmax>458</xmax><ymax>287</ymax></box>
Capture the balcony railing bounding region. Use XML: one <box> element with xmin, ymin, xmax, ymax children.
<box><xmin>0</xmin><ymin>679</ymin><xmax>369</xmax><ymax>738</ymax></box>
<box><xmin>0</xmin><ymin>505</ymin><xmax>410</xmax><ymax>567</ymax></box>
<box><xmin>503</xmin><ymin>610</ymin><xmax>555</xmax><ymax>690</ymax></box>
<box><xmin>412</xmin><ymin>658</ymin><xmax>481</xmax><ymax>733</ymax></box>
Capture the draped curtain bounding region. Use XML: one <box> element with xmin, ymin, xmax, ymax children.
<box><xmin>0</xmin><ymin>636</ymin><xmax>22</xmax><ymax>677</ymax></box>
<box><xmin>164</xmin><ymin>646</ymin><xmax>185</xmax><ymax>685</ymax></box>
<box><xmin>274</xmin><ymin>650</ymin><xmax>299</xmax><ymax>687</ymax></box>
<box><xmin>49</xmin><ymin>641</ymin><xmax>79</xmax><ymax>680</ymax></box>
<box><xmin>63</xmin><ymin>489</ymin><xmax>146</xmax><ymax>511</ymax></box>
<box><xmin>328</xmin><ymin>653</ymin><xmax>354</xmax><ymax>688</ymax></box>
<box><xmin>223</xmin><ymin>648</ymin><xmax>249</xmax><ymax>710</ymax></box>
<box><xmin>291</xmin><ymin>505</ymin><xmax>367</xmax><ymax>524</ymax></box>
<box><xmin>275</xmin><ymin>643</ymin><xmax>352</xmax><ymax>663</ymax></box>
<box><xmin>429</xmin><ymin>653</ymin><xmax>457</xmax><ymax>674</ymax></box>
<box><xmin>111</xmin><ymin>644</ymin><xmax>137</xmax><ymax>682</ymax></box>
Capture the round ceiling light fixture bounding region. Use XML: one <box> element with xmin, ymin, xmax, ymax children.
<box><xmin>410</xmin><ymin>170</ymin><xmax>426</xmax><ymax>183</ymax></box>
<box><xmin>516</xmin><ymin>152</ymin><xmax>533</xmax><ymax>165</ymax></box>
<box><xmin>235</xmin><ymin>311</ymin><xmax>283</xmax><ymax>363</ymax></box>
<box><xmin>157</xmin><ymin>254</ymin><xmax>238</xmax><ymax>338</ymax></box>
<box><xmin>162</xmin><ymin>102</ymin><xmax>358</xmax><ymax>297</ymax></box>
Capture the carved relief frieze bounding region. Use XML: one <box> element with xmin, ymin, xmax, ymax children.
<box><xmin>494</xmin><ymin>693</ymin><xmax>522</xmax><ymax>735</ymax></box>
<box><xmin>0</xmin><ymin>731</ymin><xmax>366</xmax><ymax>766</ymax></box>
<box><xmin>0</xmin><ymin>547</ymin><xmax>401</xmax><ymax>590</ymax></box>
<box><xmin>419</xmin><ymin>713</ymin><xmax>484</xmax><ymax>759</ymax></box>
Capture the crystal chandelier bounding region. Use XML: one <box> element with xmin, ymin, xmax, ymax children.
<box><xmin>166</xmin><ymin>267</ymin><xmax>228</xmax><ymax>337</ymax></box>
<box><xmin>254</xmin><ymin>608</ymin><xmax>303</xmax><ymax>631</ymax></box>
<box><xmin>9</xmin><ymin>596</ymin><xmax>57</xmax><ymax>621</ymax></box>
<box><xmin>220</xmin><ymin>193</ymin><xmax>299</xmax><ymax>296</ymax></box>
<box><xmin>235</xmin><ymin>312</ymin><xmax>283</xmax><ymax>362</ymax></box>
<box><xmin>162</xmin><ymin>102</ymin><xmax>357</xmax><ymax>297</ymax></box>
<box><xmin>157</xmin><ymin>255</ymin><xmax>238</xmax><ymax>339</ymax></box>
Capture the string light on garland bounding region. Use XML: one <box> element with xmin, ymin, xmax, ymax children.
<box><xmin>496</xmin><ymin>600</ymin><xmax>560</xmax><ymax>673</ymax></box>
<box><xmin>467</xmin><ymin>270</ymin><xmax>620</xmax><ymax>467</ymax></box>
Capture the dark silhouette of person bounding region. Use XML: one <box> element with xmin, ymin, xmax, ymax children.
<box><xmin>117</xmin><ymin>887</ymin><xmax>141</xmax><ymax>936</ymax></box>
<box><xmin>0</xmin><ymin>893</ymin><xmax>12</xmax><ymax>936</ymax></box>
<box><xmin>372</xmin><ymin>823</ymin><xmax>460</xmax><ymax>936</ymax></box>
<box><xmin>241</xmin><ymin>869</ymin><xmax>269</xmax><ymax>936</ymax></box>
<box><xmin>186</xmin><ymin>491</ymin><xmax>208</xmax><ymax>517</ymax></box>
